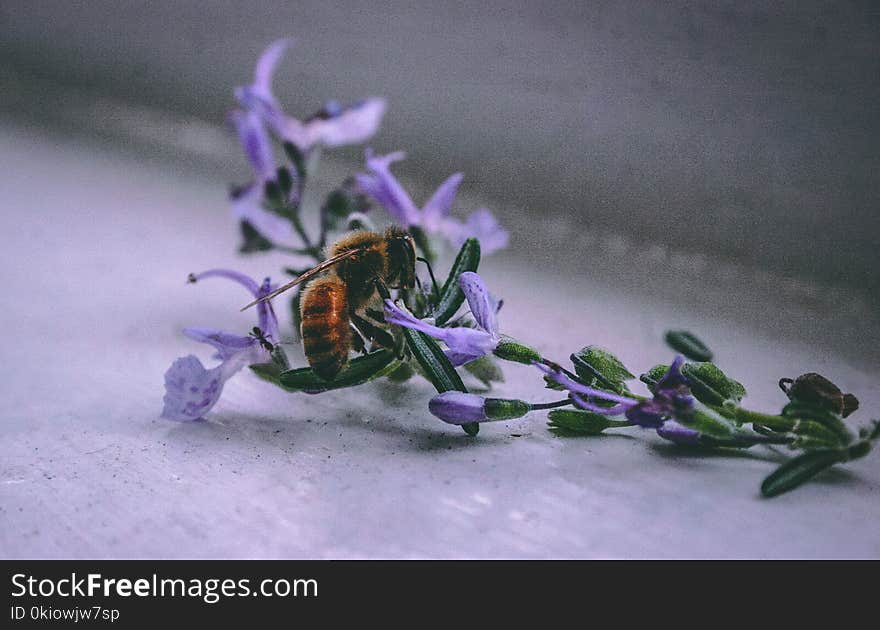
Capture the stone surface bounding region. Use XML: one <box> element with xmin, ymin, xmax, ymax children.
<box><xmin>1</xmin><ymin>122</ymin><xmax>878</xmax><ymax>559</ymax></box>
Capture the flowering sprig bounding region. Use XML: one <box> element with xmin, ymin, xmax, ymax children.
<box><xmin>235</xmin><ymin>38</ymin><xmax>386</xmax><ymax>153</ymax></box>
<box><xmin>162</xmin><ymin>269</ymin><xmax>284</xmax><ymax>421</ymax></box>
<box><xmin>162</xmin><ymin>38</ymin><xmax>877</xmax><ymax>499</ymax></box>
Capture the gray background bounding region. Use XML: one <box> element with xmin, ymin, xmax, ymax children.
<box><xmin>2</xmin><ymin>0</ymin><xmax>878</xmax><ymax>291</ymax></box>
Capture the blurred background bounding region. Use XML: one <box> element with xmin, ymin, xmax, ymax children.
<box><xmin>2</xmin><ymin>1</ymin><xmax>878</xmax><ymax>292</ymax></box>
<box><xmin>2</xmin><ymin>2</ymin><xmax>879</xmax><ymax>558</ymax></box>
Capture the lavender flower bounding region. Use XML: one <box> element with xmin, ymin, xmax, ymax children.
<box><xmin>228</xmin><ymin>109</ymin><xmax>294</xmax><ymax>244</ymax></box>
<box><xmin>429</xmin><ymin>392</ymin><xmax>531</xmax><ymax>424</ymax></box>
<box><xmin>535</xmin><ymin>356</ymin><xmax>695</xmax><ymax>429</ymax></box>
<box><xmin>235</xmin><ymin>39</ymin><xmax>386</xmax><ymax>152</ymax></box>
<box><xmin>161</xmin><ymin>270</ymin><xmax>279</xmax><ymax>421</ymax></box>
<box><xmin>429</xmin><ymin>392</ymin><xmax>488</xmax><ymax>423</ymax></box>
<box><xmin>356</xmin><ymin>150</ymin><xmax>509</xmax><ymax>254</ymax></box>
<box><xmin>383</xmin><ymin>271</ymin><xmax>500</xmax><ymax>365</ymax></box>
<box><xmin>656</xmin><ymin>420</ymin><xmax>702</xmax><ymax>445</ymax></box>
<box><xmin>447</xmin><ymin>208</ymin><xmax>509</xmax><ymax>254</ymax></box>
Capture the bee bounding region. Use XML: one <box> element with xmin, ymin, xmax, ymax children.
<box><xmin>243</xmin><ymin>227</ymin><xmax>417</xmax><ymax>380</ymax></box>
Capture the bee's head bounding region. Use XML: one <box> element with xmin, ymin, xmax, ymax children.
<box><xmin>384</xmin><ymin>227</ymin><xmax>417</xmax><ymax>289</ymax></box>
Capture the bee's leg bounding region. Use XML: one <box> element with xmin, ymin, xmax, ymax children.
<box><xmin>351</xmin><ymin>312</ymin><xmax>395</xmax><ymax>351</ymax></box>
<box><xmin>349</xmin><ymin>323</ymin><xmax>367</xmax><ymax>355</ymax></box>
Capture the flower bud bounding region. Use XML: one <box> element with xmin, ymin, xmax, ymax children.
<box><xmin>656</xmin><ymin>420</ymin><xmax>702</xmax><ymax>445</ymax></box>
<box><xmin>428</xmin><ymin>392</ymin><xmax>530</xmax><ymax>424</ymax></box>
<box><xmin>493</xmin><ymin>337</ymin><xmax>541</xmax><ymax>364</ymax></box>
<box><xmin>780</xmin><ymin>373</ymin><xmax>859</xmax><ymax>418</ymax></box>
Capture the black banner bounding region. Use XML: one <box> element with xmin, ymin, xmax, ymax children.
<box><xmin>1</xmin><ymin>560</ymin><xmax>870</xmax><ymax>624</ymax></box>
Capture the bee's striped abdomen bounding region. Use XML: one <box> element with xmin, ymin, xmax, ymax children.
<box><xmin>300</xmin><ymin>276</ymin><xmax>351</xmax><ymax>381</ymax></box>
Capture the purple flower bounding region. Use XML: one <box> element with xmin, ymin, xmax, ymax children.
<box><xmin>235</xmin><ymin>39</ymin><xmax>386</xmax><ymax>152</ymax></box>
<box><xmin>228</xmin><ymin>109</ymin><xmax>294</xmax><ymax>244</ymax></box>
<box><xmin>383</xmin><ymin>271</ymin><xmax>500</xmax><ymax>366</ymax></box>
<box><xmin>656</xmin><ymin>420</ymin><xmax>702</xmax><ymax>445</ymax></box>
<box><xmin>356</xmin><ymin>150</ymin><xmax>508</xmax><ymax>254</ymax></box>
<box><xmin>446</xmin><ymin>209</ymin><xmax>510</xmax><ymax>254</ymax></box>
<box><xmin>429</xmin><ymin>392</ymin><xmax>488</xmax><ymax>424</ymax></box>
<box><xmin>161</xmin><ymin>270</ymin><xmax>279</xmax><ymax>421</ymax></box>
<box><xmin>428</xmin><ymin>392</ymin><xmax>531</xmax><ymax>425</ymax></box>
<box><xmin>535</xmin><ymin>355</ymin><xmax>695</xmax><ymax>430</ymax></box>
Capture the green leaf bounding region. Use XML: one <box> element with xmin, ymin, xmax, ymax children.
<box><xmin>238</xmin><ymin>220</ymin><xmax>274</xmax><ymax>254</ymax></box>
<box><xmin>789</xmin><ymin>419</ymin><xmax>842</xmax><ymax>448</ymax></box>
<box><xmin>385</xmin><ymin>362</ymin><xmax>415</xmax><ymax>383</ymax></box>
<box><xmin>404</xmin><ymin>329</ymin><xmax>466</xmax><ymax>394</ymax></box>
<box><xmin>639</xmin><ymin>364</ymin><xmax>669</xmax><ymax>393</ymax></box>
<box><xmin>761</xmin><ymin>449</ymin><xmax>846</xmax><ymax>498</ymax></box>
<box><xmin>664</xmin><ymin>330</ymin><xmax>713</xmax><ymax>362</ymax></box>
<box><xmin>277</xmin><ymin>166</ymin><xmax>294</xmax><ymax>198</ymax></box>
<box><xmin>263</xmin><ymin>179</ymin><xmax>285</xmax><ymax>207</ymax></box>
<box><xmin>782</xmin><ymin>402</ymin><xmax>854</xmax><ymax>445</ymax></box>
<box><xmin>432</xmin><ymin>238</ymin><xmax>481</xmax><ymax>326</ymax></box>
<box><xmin>249</xmin><ymin>361</ymin><xmax>285</xmax><ymax>385</ymax></box>
<box><xmin>264</xmin><ymin>350</ymin><xmax>399</xmax><ymax>393</ymax></box>
<box><xmin>408</xmin><ymin>224</ymin><xmax>436</xmax><ymax>264</ymax></box>
<box><xmin>543</xmin><ymin>375</ymin><xmax>566</xmax><ymax>391</ymax></box>
<box><xmin>283</xmin><ymin>141</ymin><xmax>307</xmax><ymax>181</ymax></box>
<box><xmin>548</xmin><ymin>409</ymin><xmax>615</xmax><ymax>436</ymax></box>
<box><xmin>682</xmin><ymin>362</ymin><xmax>746</xmax><ymax>406</ymax></box>
<box><xmin>462</xmin><ymin>355</ymin><xmax>505</xmax><ymax>387</ymax></box>
<box><xmin>402</xmin><ymin>327</ymin><xmax>476</xmax><ymax>435</ymax></box>
<box><xmin>678</xmin><ymin>408</ymin><xmax>735</xmax><ymax>439</ymax></box>
<box><xmin>493</xmin><ymin>337</ymin><xmax>541</xmax><ymax>365</ymax></box>
<box><xmin>321</xmin><ymin>181</ymin><xmax>369</xmax><ymax>236</ymax></box>
<box><xmin>571</xmin><ymin>346</ymin><xmax>633</xmax><ymax>393</ymax></box>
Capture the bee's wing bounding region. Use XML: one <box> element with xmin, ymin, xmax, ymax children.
<box><xmin>240</xmin><ymin>248</ymin><xmax>362</xmax><ymax>311</ymax></box>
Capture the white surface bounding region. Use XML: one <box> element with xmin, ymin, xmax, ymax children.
<box><xmin>1</xmin><ymin>123</ymin><xmax>879</xmax><ymax>559</ymax></box>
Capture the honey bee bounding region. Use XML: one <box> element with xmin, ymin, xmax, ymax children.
<box><xmin>243</xmin><ymin>227</ymin><xmax>417</xmax><ymax>380</ymax></box>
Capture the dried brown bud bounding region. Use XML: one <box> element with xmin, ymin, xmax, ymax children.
<box><xmin>779</xmin><ymin>373</ymin><xmax>859</xmax><ymax>417</ymax></box>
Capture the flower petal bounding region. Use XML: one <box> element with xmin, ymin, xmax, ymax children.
<box><xmin>229</xmin><ymin>109</ymin><xmax>274</xmax><ymax>181</ymax></box>
<box><xmin>445</xmin><ymin>349</ymin><xmax>484</xmax><ymax>367</ymax></box>
<box><xmin>254</xmin><ymin>38</ymin><xmax>291</xmax><ymax>98</ymax></box>
<box><xmin>357</xmin><ymin>149</ymin><xmax>419</xmax><ymax>226</ymax></box>
<box><xmin>189</xmin><ymin>268</ymin><xmax>261</xmax><ymax>295</ymax></box>
<box><xmin>383</xmin><ymin>299</ymin><xmax>445</xmax><ymax>336</ymax></box>
<box><xmin>656</xmin><ymin>420</ymin><xmax>702</xmax><ymax>445</ymax></box>
<box><xmin>657</xmin><ymin>355</ymin><xmax>688</xmax><ymax>390</ymax></box>
<box><xmin>231</xmin><ymin>186</ymin><xmax>294</xmax><ymax>244</ymax></box>
<box><xmin>452</xmin><ymin>208</ymin><xmax>509</xmax><ymax>254</ymax></box>
<box><xmin>459</xmin><ymin>271</ymin><xmax>498</xmax><ymax>335</ymax></box>
<box><xmin>421</xmin><ymin>172</ymin><xmax>463</xmax><ymax>228</ymax></box>
<box><xmin>384</xmin><ymin>299</ymin><xmax>496</xmax><ymax>362</ymax></box>
<box><xmin>442</xmin><ymin>326</ymin><xmax>497</xmax><ymax>359</ymax></box>
<box><xmin>187</xmin><ymin>271</ymin><xmax>280</xmax><ymax>342</ymax></box>
<box><xmin>625</xmin><ymin>399</ymin><xmax>667</xmax><ymax>428</ymax></box>
<box><xmin>235</xmin><ymin>39</ymin><xmax>291</xmax><ymax>134</ymax></box>
<box><xmin>570</xmin><ymin>393</ymin><xmax>630</xmax><ymax>416</ymax></box>
<box><xmin>183</xmin><ymin>327</ymin><xmax>257</xmax><ymax>361</ymax></box>
<box><xmin>255</xmin><ymin>277</ymin><xmax>280</xmax><ymax>341</ymax></box>
<box><xmin>534</xmin><ymin>362</ymin><xmax>638</xmax><ymax>406</ymax></box>
<box><xmin>314</xmin><ymin>98</ymin><xmax>387</xmax><ymax>148</ymax></box>
<box><xmin>161</xmin><ymin>355</ymin><xmax>226</xmax><ymax>421</ymax></box>
<box><xmin>429</xmin><ymin>391</ymin><xmax>487</xmax><ymax>424</ymax></box>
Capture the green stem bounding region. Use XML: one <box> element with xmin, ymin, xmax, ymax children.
<box><xmin>731</xmin><ymin>407</ymin><xmax>794</xmax><ymax>431</ymax></box>
<box><xmin>290</xmin><ymin>212</ymin><xmax>320</xmax><ymax>258</ymax></box>
<box><xmin>530</xmin><ymin>399</ymin><xmax>574</xmax><ymax>411</ymax></box>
